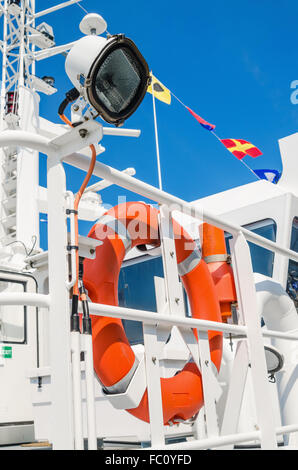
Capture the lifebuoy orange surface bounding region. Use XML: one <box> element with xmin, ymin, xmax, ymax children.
<box><xmin>83</xmin><ymin>202</ymin><xmax>232</xmax><ymax>425</ymax></box>
<box><xmin>202</xmin><ymin>223</ymin><xmax>237</xmax><ymax>321</ymax></box>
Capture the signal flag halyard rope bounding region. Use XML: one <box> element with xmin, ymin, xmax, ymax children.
<box><xmin>76</xmin><ymin>1</ymin><xmax>89</xmax><ymax>15</ymax></box>
<box><xmin>173</xmin><ymin>92</ymin><xmax>262</xmax><ymax>180</ymax></box>
<box><xmin>151</xmin><ymin>73</ymin><xmax>163</xmax><ymax>191</ymax></box>
<box><xmin>148</xmin><ymin>78</ymin><xmax>262</xmax><ymax>180</ymax></box>
<box><xmin>146</xmin><ymin>74</ymin><xmax>263</xmax><ymax>182</ymax></box>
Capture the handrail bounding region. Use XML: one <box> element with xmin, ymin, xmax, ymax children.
<box><xmin>85</xmin><ymin>300</ymin><xmax>247</xmax><ymax>335</ymax></box>
<box><xmin>149</xmin><ymin>423</ymin><xmax>298</xmax><ymax>450</ymax></box>
<box><xmin>0</xmin><ymin>292</ymin><xmax>50</xmax><ymax>308</ymax></box>
<box><xmin>0</xmin><ymin>130</ymin><xmax>56</xmax><ymax>154</ymax></box>
<box><xmin>0</xmin><ymin>129</ymin><xmax>297</xmax><ymax>263</ymax></box>
<box><xmin>63</xmin><ymin>153</ymin><xmax>298</xmax><ymax>263</ymax></box>
<box><xmin>83</xmin><ymin>301</ymin><xmax>298</xmax><ymax>342</ymax></box>
<box><xmin>0</xmin><ymin>292</ymin><xmax>295</xmax><ymax>343</ymax></box>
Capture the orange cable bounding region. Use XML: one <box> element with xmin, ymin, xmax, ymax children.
<box><xmin>59</xmin><ymin>113</ymin><xmax>97</xmax><ymax>296</ymax></box>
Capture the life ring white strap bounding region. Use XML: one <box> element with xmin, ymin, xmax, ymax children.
<box><xmin>96</xmin><ymin>214</ymin><xmax>132</xmax><ymax>251</ymax></box>
<box><xmin>204</xmin><ymin>254</ymin><xmax>229</xmax><ymax>264</ymax></box>
<box><xmin>98</xmin><ymin>214</ymin><xmax>202</xmax><ymax>275</ymax></box>
<box><xmin>178</xmin><ymin>249</ymin><xmax>201</xmax><ymax>277</ymax></box>
<box><xmin>102</xmin><ymin>357</ymin><xmax>139</xmax><ymax>395</ymax></box>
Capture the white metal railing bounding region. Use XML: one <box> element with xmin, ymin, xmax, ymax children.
<box><xmin>57</xmin><ymin>152</ymin><xmax>298</xmax><ymax>449</ymax></box>
<box><xmin>64</xmin><ymin>151</ymin><xmax>298</xmax><ymax>263</ymax></box>
<box><xmin>1</xmin><ymin>126</ymin><xmax>298</xmax><ymax>450</ymax></box>
<box><xmin>83</xmin><ymin>301</ymin><xmax>298</xmax><ymax>342</ymax></box>
<box><xmin>151</xmin><ymin>423</ymin><xmax>298</xmax><ymax>450</ymax></box>
<box><xmin>0</xmin><ymin>128</ymin><xmax>297</xmax><ymax>263</ymax></box>
<box><xmin>0</xmin><ymin>292</ymin><xmax>50</xmax><ymax>307</ymax></box>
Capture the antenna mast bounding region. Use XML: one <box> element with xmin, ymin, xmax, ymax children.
<box><xmin>0</xmin><ymin>0</ymin><xmax>40</xmax><ymax>254</ymax></box>
<box><xmin>0</xmin><ymin>0</ymin><xmax>98</xmax><ymax>260</ymax></box>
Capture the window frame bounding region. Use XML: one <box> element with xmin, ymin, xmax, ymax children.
<box><xmin>0</xmin><ymin>278</ymin><xmax>27</xmax><ymax>345</ymax></box>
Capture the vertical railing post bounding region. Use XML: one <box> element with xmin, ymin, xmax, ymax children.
<box><xmin>47</xmin><ymin>152</ymin><xmax>74</xmax><ymax>449</ymax></box>
<box><xmin>220</xmin><ymin>340</ymin><xmax>250</xmax><ymax>449</ymax></box>
<box><xmin>230</xmin><ymin>231</ymin><xmax>278</xmax><ymax>449</ymax></box>
<box><xmin>81</xmin><ymin>332</ymin><xmax>97</xmax><ymax>450</ymax></box>
<box><xmin>158</xmin><ymin>205</ymin><xmax>185</xmax><ymax>318</ymax></box>
<box><xmin>143</xmin><ymin>323</ymin><xmax>165</xmax><ymax>447</ymax></box>
<box><xmin>143</xmin><ymin>204</ymin><xmax>187</xmax><ymax>447</ymax></box>
<box><xmin>197</xmin><ymin>330</ymin><xmax>220</xmax><ymax>438</ymax></box>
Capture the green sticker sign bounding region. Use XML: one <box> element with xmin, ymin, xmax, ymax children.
<box><xmin>1</xmin><ymin>346</ymin><xmax>12</xmax><ymax>359</ymax></box>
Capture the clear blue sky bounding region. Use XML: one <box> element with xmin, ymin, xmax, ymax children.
<box><xmin>21</xmin><ymin>1</ymin><xmax>298</xmax><ymax>242</ymax></box>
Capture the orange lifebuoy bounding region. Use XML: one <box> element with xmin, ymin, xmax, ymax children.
<box><xmin>83</xmin><ymin>202</ymin><xmax>232</xmax><ymax>425</ymax></box>
<box><xmin>202</xmin><ymin>223</ymin><xmax>237</xmax><ymax>322</ymax></box>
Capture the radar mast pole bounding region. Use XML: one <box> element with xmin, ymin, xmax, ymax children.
<box><xmin>0</xmin><ymin>0</ymin><xmax>39</xmax><ymax>257</ymax></box>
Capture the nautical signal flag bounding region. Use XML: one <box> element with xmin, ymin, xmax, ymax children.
<box><xmin>186</xmin><ymin>107</ymin><xmax>216</xmax><ymax>131</ymax></box>
<box><xmin>252</xmin><ymin>169</ymin><xmax>281</xmax><ymax>184</ymax></box>
<box><xmin>220</xmin><ymin>139</ymin><xmax>262</xmax><ymax>160</ymax></box>
<box><xmin>147</xmin><ymin>73</ymin><xmax>171</xmax><ymax>105</ymax></box>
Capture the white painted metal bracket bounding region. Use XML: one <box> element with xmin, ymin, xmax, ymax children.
<box><xmin>49</xmin><ymin>120</ymin><xmax>103</xmax><ymax>159</ymax></box>
<box><xmin>219</xmin><ymin>340</ymin><xmax>250</xmax><ymax>449</ymax></box>
<box><xmin>143</xmin><ymin>323</ymin><xmax>165</xmax><ymax>447</ymax></box>
<box><xmin>178</xmin><ymin>326</ymin><xmax>222</xmax><ymax>403</ymax></box>
<box><xmin>230</xmin><ymin>232</ymin><xmax>278</xmax><ymax>449</ymax></box>
<box><xmin>158</xmin><ymin>205</ymin><xmax>185</xmax><ymax>317</ymax></box>
<box><xmin>102</xmin><ymin>356</ymin><xmax>147</xmax><ymax>410</ymax></box>
<box><xmin>197</xmin><ymin>330</ymin><xmax>220</xmax><ymax>437</ymax></box>
<box><xmin>25</xmin><ymin>235</ymin><xmax>102</xmax><ymax>268</ymax></box>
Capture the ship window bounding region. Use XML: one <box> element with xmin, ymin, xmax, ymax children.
<box><xmin>119</xmin><ymin>257</ymin><xmax>164</xmax><ymax>345</ymax></box>
<box><xmin>119</xmin><ymin>219</ymin><xmax>277</xmax><ymax>344</ymax></box>
<box><xmin>225</xmin><ymin>219</ymin><xmax>277</xmax><ymax>277</ymax></box>
<box><xmin>287</xmin><ymin>217</ymin><xmax>298</xmax><ymax>309</ymax></box>
<box><xmin>0</xmin><ymin>279</ymin><xmax>26</xmax><ymax>344</ymax></box>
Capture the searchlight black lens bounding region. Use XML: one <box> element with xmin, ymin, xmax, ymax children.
<box><xmin>95</xmin><ymin>48</ymin><xmax>141</xmax><ymax>113</ymax></box>
<box><xmin>86</xmin><ymin>36</ymin><xmax>149</xmax><ymax>126</ymax></box>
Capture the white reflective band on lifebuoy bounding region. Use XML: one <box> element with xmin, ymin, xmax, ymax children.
<box><xmin>103</xmin><ymin>357</ymin><xmax>139</xmax><ymax>395</ymax></box>
<box><xmin>204</xmin><ymin>254</ymin><xmax>228</xmax><ymax>264</ymax></box>
<box><xmin>96</xmin><ymin>214</ymin><xmax>132</xmax><ymax>251</ymax></box>
<box><xmin>178</xmin><ymin>249</ymin><xmax>201</xmax><ymax>277</ymax></box>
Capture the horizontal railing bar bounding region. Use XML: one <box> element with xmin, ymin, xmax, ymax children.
<box><xmin>0</xmin><ymin>131</ymin><xmax>56</xmax><ymax>155</ymax></box>
<box><xmin>0</xmin><ymin>293</ymin><xmax>50</xmax><ymax>308</ymax></box>
<box><xmin>83</xmin><ymin>301</ymin><xmax>248</xmax><ymax>335</ymax></box>
<box><xmin>65</xmin><ymin>155</ymin><xmax>298</xmax><ymax>263</ymax></box>
<box><xmin>262</xmin><ymin>329</ymin><xmax>298</xmax><ymax>341</ymax></box>
<box><xmin>232</xmin><ymin>330</ymin><xmax>298</xmax><ymax>341</ymax></box>
<box><xmin>85</xmin><ymin>302</ymin><xmax>298</xmax><ymax>342</ymax></box>
<box><xmin>0</xmin><ymin>130</ymin><xmax>297</xmax><ymax>262</ymax></box>
<box><xmin>149</xmin><ymin>423</ymin><xmax>298</xmax><ymax>450</ymax></box>
<box><xmin>149</xmin><ymin>430</ymin><xmax>261</xmax><ymax>450</ymax></box>
<box><xmin>276</xmin><ymin>424</ymin><xmax>298</xmax><ymax>436</ymax></box>
<box><xmin>0</xmin><ymin>293</ymin><xmax>296</xmax><ymax>342</ymax></box>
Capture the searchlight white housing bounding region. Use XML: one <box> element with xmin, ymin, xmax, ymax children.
<box><xmin>65</xmin><ymin>34</ymin><xmax>150</xmax><ymax>126</ymax></box>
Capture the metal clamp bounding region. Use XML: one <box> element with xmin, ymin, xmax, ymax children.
<box><xmin>67</xmin><ymin>245</ymin><xmax>79</xmax><ymax>251</ymax></box>
<box><xmin>66</xmin><ymin>208</ymin><xmax>78</xmax><ymax>215</ymax></box>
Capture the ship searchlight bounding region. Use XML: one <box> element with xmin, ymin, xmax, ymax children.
<box><xmin>65</xmin><ymin>31</ymin><xmax>150</xmax><ymax>126</ymax></box>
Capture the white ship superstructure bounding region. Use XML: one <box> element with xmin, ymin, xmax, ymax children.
<box><xmin>0</xmin><ymin>0</ymin><xmax>297</xmax><ymax>451</ymax></box>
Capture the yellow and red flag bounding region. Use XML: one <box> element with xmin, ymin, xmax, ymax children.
<box><xmin>220</xmin><ymin>139</ymin><xmax>262</xmax><ymax>160</ymax></box>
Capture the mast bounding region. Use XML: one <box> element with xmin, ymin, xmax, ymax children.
<box><xmin>0</xmin><ymin>0</ymin><xmax>39</xmax><ymax>254</ymax></box>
